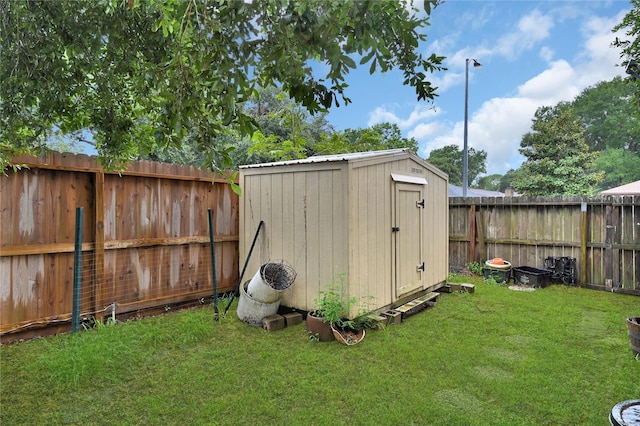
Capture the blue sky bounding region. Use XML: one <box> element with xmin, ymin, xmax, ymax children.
<box><xmin>324</xmin><ymin>0</ymin><xmax>631</xmax><ymax>177</ymax></box>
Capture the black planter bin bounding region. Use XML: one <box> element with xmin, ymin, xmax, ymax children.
<box><xmin>482</xmin><ymin>267</ymin><xmax>511</xmax><ymax>283</ymax></box>
<box><xmin>512</xmin><ymin>266</ymin><xmax>552</xmax><ymax>288</ymax></box>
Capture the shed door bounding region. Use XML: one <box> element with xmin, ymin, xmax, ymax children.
<box><xmin>393</xmin><ymin>182</ymin><xmax>425</xmax><ymax>297</ymax></box>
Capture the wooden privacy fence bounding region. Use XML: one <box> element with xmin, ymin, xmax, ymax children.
<box><xmin>3</xmin><ymin>153</ymin><xmax>638</xmax><ymax>342</ymax></box>
<box><xmin>449</xmin><ymin>196</ymin><xmax>640</xmax><ymax>295</ymax></box>
<box><xmin>1</xmin><ymin>152</ymin><xmax>239</xmax><ymax>341</ymax></box>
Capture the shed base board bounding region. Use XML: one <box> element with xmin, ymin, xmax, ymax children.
<box><xmin>388</xmin><ymin>282</ymin><xmax>445</xmax><ymax>311</ymax></box>
<box><xmin>279</xmin><ymin>281</ymin><xmax>447</xmax><ymax>322</ymax></box>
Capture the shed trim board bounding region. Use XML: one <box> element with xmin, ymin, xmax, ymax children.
<box><xmin>239</xmin><ymin>149</ymin><xmax>449</xmax><ymax>316</ymax></box>
<box><xmin>391</xmin><ymin>172</ymin><xmax>428</xmax><ymax>185</ymax></box>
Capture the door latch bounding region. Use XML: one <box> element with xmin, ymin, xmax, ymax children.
<box><xmin>417</xmin><ymin>262</ymin><xmax>425</xmax><ymax>272</ymax></box>
<box><xmin>416</xmin><ymin>199</ymin><xmax>425</xmax><ymax>208</ymax></box>
<box><xmin>392</xmin><ymin>226</ymin><xmax>400</xmax><ymax>233</ymax></box>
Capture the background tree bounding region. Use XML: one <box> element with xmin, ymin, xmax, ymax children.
<box><xmin>512</xmin><ymin>106</ymin><xmax>603</xmax><ymax>195</ymax></box>
<box><xmin>473</xmin><ymin>76</ymin><xmax>638</xmax><ymax>193</ymax></box>
<box><xmin>592</xmin><ymin>148</ymin><xmax>640</xmax><ymax>189</ymax></box>
<box><xmin>499</xmin><ymin>169</ymin><xmax>518</xmax><ymax>192</ymax></box>
<box><xmin>569</xmin><ymin>77</ymin><xmax>640</xmax><ymax>189</ymax></box>
<box><xmin>613</xmin><ymin>0</ymin><xmax>640</xmax><ymax>108</ymax></box>
<box><xmin>313</xmin><ymin>122</ymin><xmax>418</xmax><ymax>156</ymax></box>
<box><xmin>0</xmin><ymin>0</ymin><xmax>445</xmax><ymax>173</ymax></box>
<box><xmin>426</xmin><ymin>144</ymin><xmax>487</xmax><ymax>186</ymax></box>
<box><xmin>571</xmin><ymin>77</ymin><xmax>639</xmax><ymax>153</ymax></box>
<box><xmin>143</xmin><ymin>88</ymin><xmax>416</xmax><ymax>167</ymax></box>
<box><xmin>476</xmin><ymin>174</ymin><xmax>502</xmax><ymax>191</ymax></box>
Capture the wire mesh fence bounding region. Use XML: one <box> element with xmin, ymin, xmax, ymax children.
<box><xmin>1</xmin><ymin>153</ymin><xmax>239</xmax><ymax>341</ymax></box>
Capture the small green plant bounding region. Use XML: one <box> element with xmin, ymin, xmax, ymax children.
<box><xmin>353</xmin><ymin>314</ymin><xmax>386</xmax><ymax>331</ymax></box>
<box><xmin>312</xmin><ymin>286</ymin><xmax>357</xmax><ymax>327</ymax></box>
<box><xmin>484</xmin><ymin>276</ymin><xmax>499</xmax><ymax>286</ymax></box>
<box><xmin>467</xmin><ymin>261</ymin><xmax>483</xmax><ymax>275</ymax></box>
<box><xmin>311</xmin><ymin>275</ymin><xmax>379</xmax><ymax>331</ymax></box>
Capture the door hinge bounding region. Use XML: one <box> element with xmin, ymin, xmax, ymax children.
<box><xmin>417</xmin><ymin>262</ymin><xmax>425</xmax><ymax>272</ymax></box>
<box><xmin>392</xmin><ymin>226</ymin><xmax>400</xmax><ymax>233</ymax></box>
<box><xmin>416</xmin><ymin>199</ymin><xmax>425</xmax><ymax>208</ymax></box>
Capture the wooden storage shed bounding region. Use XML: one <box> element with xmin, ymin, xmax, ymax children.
<box><xmin>239</xmin><ymin>148</ymin><xmax>449</xmax><ymax>315</ymax></box>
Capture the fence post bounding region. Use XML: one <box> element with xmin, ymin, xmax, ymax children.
<box><xmin>72</xmin><ymin>207</ymin><xmax>84</xmax><ymax>332</ymax></box>
<box><xmin>475</xmin><ymin>209</ymin><xmax>486</xmax><ymax>263</ymax></box>
<box><xmin>469</xmin><ymin>204</ymin><xmax>476</xmax><ymax>263</ymax></box>
<box><xmin>580</xmin><ymin>201</ymin><xmax>587</xmax><ymax>287</ymax></box>
<box><xmin>604</xmin><ymin>203</ymin><xmax>621</xmax><ymax>290</ymax></box>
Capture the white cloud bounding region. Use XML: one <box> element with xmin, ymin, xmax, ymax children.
<box><xmin>517</xmin><ymin>60</ymin><xmax>579</xmax><ymax>102</ymax></box>
<box><xmin>494</xmin><ymin>10</ymin><xmax>554</xmax><ymax>60</ymax></box>
<box><xmin>367</xmin><ymin>104</ymin><xmax>441</xmax><ymax>129</ymax></box>
<box><xmin>574</xmin><ymin>11</ymin><xmax>629</xmax><ymax>86</ymax></box>
<box><xmin>429</xmin><ymin>8</ymin><xmax>557</xmax><ymax>99</ymax></box>
<box><xmin>418</xmin><ymin>96</ymin><xmax>537</xmax><ymax>171</ymax></box>
<box><xmin>408</xmin><ymin>121</ymin><xmax>447</xmax><ymax>140</ymax></box>
<box><xmin>539</xmin><ymin>46</ymin><xmax>554</xmax><ymax>62</ymax></box>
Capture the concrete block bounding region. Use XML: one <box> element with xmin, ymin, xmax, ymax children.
<box><xmin>461</xmin><ymin>283</ymin><xmax>475</xmax><ymax>293</ymax></box>
<box><xmin>448</xmin><ymin>283</ymin><xmax>475</xmax><ymax>293</ymax></box>
<box><xmin>382</xmin><ymin>310</ymin><xmax>402</xmax><ymax>325</ymax></box>
<box><xmin>366</xmin><ymin>314</ymin><xmax>388</xmax><ymax>327</ymax></box>
<box><xmin>283</xmin><ymin>312</ymin><xmax>303</xmax><ymax>327</ymax></box>
<box><xmin>262</xmin><ymin>314</ymin><xmax>285</xmax><ymax>331</ymax></box>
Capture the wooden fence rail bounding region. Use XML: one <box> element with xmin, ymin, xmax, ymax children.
<box><xmin>1</xmin><ymin>153</ymin><xmax>239</xmax><ymax>341</ymax></box>
<box><xmin>449</xmin><ymin>196</ymin><xmax>640</xmax><ymax>295</ymax></box>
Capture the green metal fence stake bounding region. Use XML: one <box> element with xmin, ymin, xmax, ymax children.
<box><xmin>72</xmin><ymin>207</ymin><xmax>84</xmax><ymax>332</ymax></box>
<box><xmin>208</xmin><ymin>209</ymin><xmax>219</xmax><ymax>320</ymax></box>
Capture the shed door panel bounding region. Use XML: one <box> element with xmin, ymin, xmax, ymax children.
<box><xmin>394</xmin><ymin>183</ymin><xmax>424</xmax><ymax>297</ymax></box>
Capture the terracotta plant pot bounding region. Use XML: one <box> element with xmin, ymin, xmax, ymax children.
<box><xmin>331</xmin><ymin>324</ymin><xmax>365</xmax><ymax>346</ymax></box>
<box><xmin>306</xmin><ymin>312</ymin><xmax>334</xmax><ymax>342</ymax></box>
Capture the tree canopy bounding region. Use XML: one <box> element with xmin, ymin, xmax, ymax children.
<box><xmin>613</xmin><ymin>0</ymin><xmax>640</xmax><ymax>106</ymax></box>
<box><xmin>143</xmin><ymin>86</ymin><xmax>417</xmax><ymax>168</ymax></box>
<box><xmin>512</xmin><ymin>106</ymin><xmax>603</xmax><ymax>195</ymax></box>
<box><xmin>571</xmin><ymin>77</ymin><xmax>639</xmax><ymax>154</ymax></box>
<box><xmin>564</xmin><ymin>77</ymin><xmax>640</xmax><ymax>190</ymax></box>
<box><xmin>0</xmin><ymin>0</ymin><xmax>445</xmax><ymax>173</ymax></box>
<box><xmin>426</xmin><ymin>144</ymin><xmax>487</xmax><ymax>187</ymax></box>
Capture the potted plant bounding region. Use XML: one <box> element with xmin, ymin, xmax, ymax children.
<box><xmin>306</xmin><ymin>286</ymin><xmax>350</xmax><ymax>342</ymax></box>
<box><xmin>306</xmin><ymin>284</ymin><xmax>368</xmax><ymax>345</ymax></box>
<box><xmin>330</xmin><ymin>317</ymin><xmax>366</xmax><ymax>346</ymax></box>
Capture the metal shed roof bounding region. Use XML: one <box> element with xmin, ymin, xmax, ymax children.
<box><xmin>239</xmin><ymin>148</ymin><xmax>448</xmax><ymax>180</ymax></box>
<box><xmin>240</xmin><ymin>148</ymin><xmax>416</xmax><ymax>168</ymax></box>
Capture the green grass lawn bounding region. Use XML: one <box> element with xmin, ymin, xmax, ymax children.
<box><xmin>1</xmin><ymin>277</ymin><xmax>638</xmax><ymax>425</ymax></box>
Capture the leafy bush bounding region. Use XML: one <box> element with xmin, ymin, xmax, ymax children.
<box><xmin>467</xmin><ymin>261</ymin><xmax>483</xmax><ymax>275</ymax></box>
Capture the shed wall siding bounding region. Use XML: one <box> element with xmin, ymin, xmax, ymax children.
<box><xmin>348</xmin><ymin>160</ymin><xmax>394</xmax><ymax>309</ymax></box>
<box><xmin>240</xmin><ymin>166</ymin><xmax>348</xmax><ymax>312</ymax></box>
<box><xmin>424</xmin><ymin>167</ymin><xmax>449</xmax><ymax>286</ymax></box>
